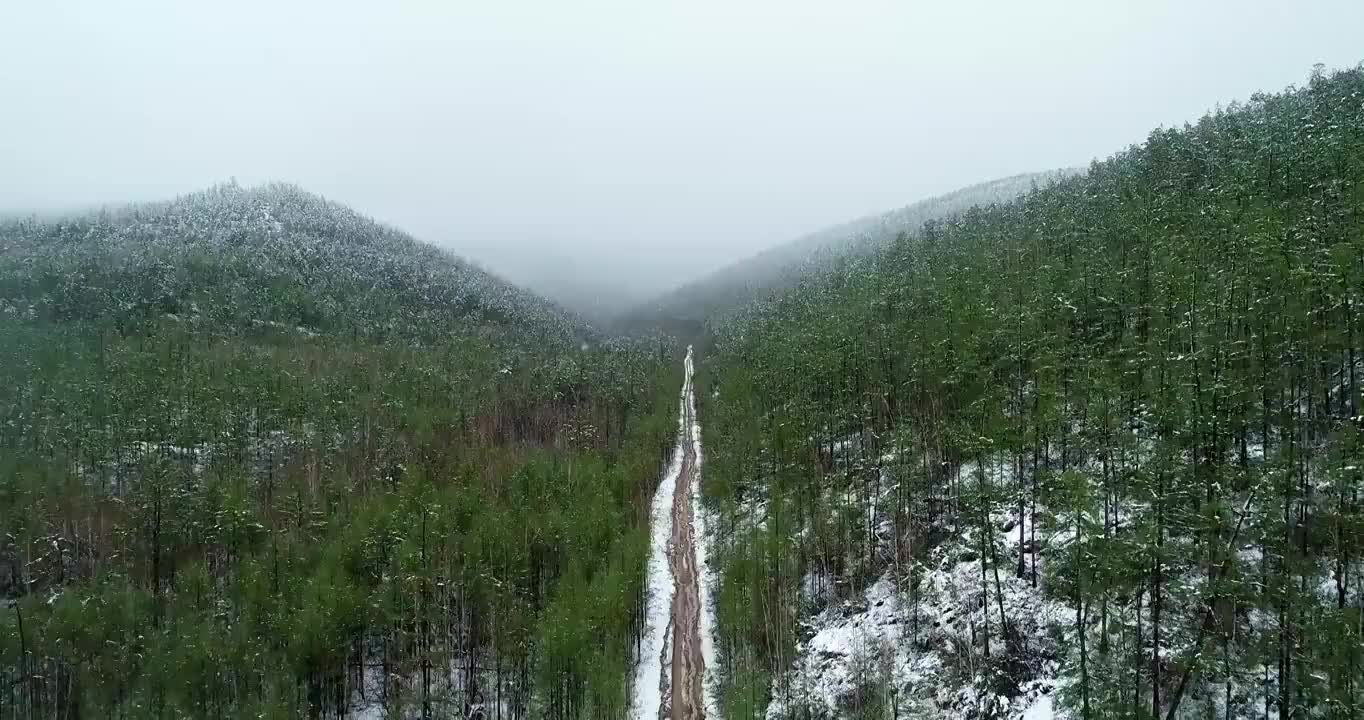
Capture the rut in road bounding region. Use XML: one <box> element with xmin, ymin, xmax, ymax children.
<box><xmin>632</xmin><ymin>346</ymin><xmax>717</xmax><ymax>720</ymax></box>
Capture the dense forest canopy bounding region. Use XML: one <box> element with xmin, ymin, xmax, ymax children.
<box><xmin>698</xmin><ymin>65</ymin><xmax>1364</xmax><ymax>718</ymax></box>
<box><xmin>0</xmin><ymin>184</ymin><xmax>679</xmax><ymax>718</ymax></box>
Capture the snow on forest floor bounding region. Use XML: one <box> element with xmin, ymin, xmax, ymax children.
<box><xmin>762</xmin><ymin>430</ymin><xmax>1364</xmax><ymax>720</ymax></box>
<box><xmin>766</xmin><ymin>541</ymin><xmax>1064</xmax><ymax>719</ymax></box>
<box><xmin>766</xmin><ymin>457</ymin><xmax>1065</xmax><ymax>720</ymax></box>
<box><xmin>1020</xmin><ymin>694</ymin><xmax>1055</xmax><ymax>720</ymax></box>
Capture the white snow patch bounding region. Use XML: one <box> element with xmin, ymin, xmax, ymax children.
<box><xmin>1021</xmin><ymin>694</ymin><xmax>1054</xmax><ymax>720</ymax></box>
<box><xmin>768</xmin><ymin>452</ymin><xmax>1067</xmax><ymax>719</ymax></box>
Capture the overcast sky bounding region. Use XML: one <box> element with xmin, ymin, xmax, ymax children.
<box><xmin>3</xmin><ymin>1</ymin><xmax>1362</xmax><ymax>311</ymax></box>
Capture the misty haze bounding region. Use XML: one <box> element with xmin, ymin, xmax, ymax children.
<box><xmin>3</xmin><ymin>2</ymin><xmax>1364</xmax><ymax>719</ymax></box>
<box><xmin>4</xmin><ymin>2</ymin><xmax>1360</xmax><ymax>319</ymax></box>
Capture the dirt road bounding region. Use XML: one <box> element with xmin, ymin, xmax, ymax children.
<box><xmin>667</xmin><ymin>355</ymin><xmax>705</xmax><ymax>720</ymax></box>
<box><xmin>634</xmin><ymin>347</ymin><xmax>711</xmax><ymax>720</ymax></box>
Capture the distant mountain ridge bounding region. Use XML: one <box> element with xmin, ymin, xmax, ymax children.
<box><xmin>622</xmin><ymin>169</ymin><xmax>1080</xmax><ymax>330</ymax></box>
<box><xmin>0</xmin><ymin>181</ymin><xmax>588</xmax><ymax>346</ymax></box>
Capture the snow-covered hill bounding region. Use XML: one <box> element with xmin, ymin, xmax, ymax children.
<box><xmin>0</xmin><ymin>181</ymin><xmax>588</xmax><ymax>346</ymax></box>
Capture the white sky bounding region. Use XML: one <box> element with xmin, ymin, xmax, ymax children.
<box><xmin>3</xmin><ymin>1</ymin><xmax>1362</xmax><ymax>311</ymax></box>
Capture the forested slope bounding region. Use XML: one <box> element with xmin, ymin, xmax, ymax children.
<box><xmin>622</xmin><ymin>170</ymin><xmax>1076</xmax><ymax>334</ymax></box>
<box><xmin>700</xmin><ymin>66</ymin><xmax>1364</xmax><ymax>718</ymax></box>
<box><xmin>0</xmin><ymin>184</ymin><xmax>678</xmax><ymax>718</ymax></box>
<box><xmin>0</xmin><ymin>182</ymin><xmax>587</xmax><ymax>345</ymax></box>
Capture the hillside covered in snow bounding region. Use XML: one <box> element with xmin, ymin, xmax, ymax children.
<box><xmin>0</xmin><ymin>182</ymin><xmax>587</xmax><ymax>346</ymax></box>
